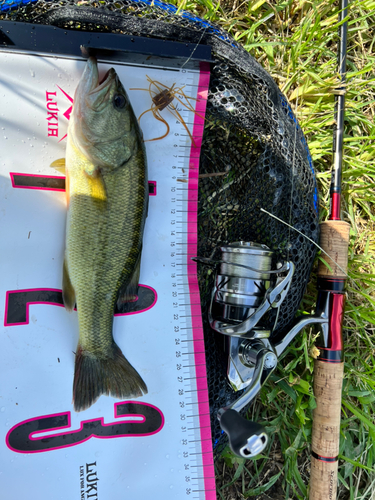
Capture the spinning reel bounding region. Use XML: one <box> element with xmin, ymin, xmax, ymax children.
<box><xmin>206</xmin><ymin>242</ymin><xmax>329</xmax><ymax>459</ymax></box>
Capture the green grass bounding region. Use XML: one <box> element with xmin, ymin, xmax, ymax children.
<box><xmin>170</xmin><ymin>0</ymin><xmax>375</xmax><ymax>498</ymax></box>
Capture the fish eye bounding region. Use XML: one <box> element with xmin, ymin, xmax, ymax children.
<box><xmin>113</xmin><ymin>94</ymin><xmax>127</xmax><ymax>110</ymax></box>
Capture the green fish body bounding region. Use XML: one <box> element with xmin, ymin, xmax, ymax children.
<box><xmin>63</xmin><ymin>57</ymin><xmax>148</xmax><ymax>411</ymax></box>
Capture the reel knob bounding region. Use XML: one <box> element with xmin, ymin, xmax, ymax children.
<box><xmin>218</xmin><ymin>409</ymin><xmax>268</xmax><ymax>458</ymax></box>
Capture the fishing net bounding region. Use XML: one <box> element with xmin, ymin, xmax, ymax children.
<box><xmin>1</xmin><ymin>0</ymin><xmax>320</xmax><ymax>452</ymax></box>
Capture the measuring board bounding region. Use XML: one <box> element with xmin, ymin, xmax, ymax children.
<box><xmin>0</xmin><ymin>48</ymin><xmax>216</xmax><ymax>499</ymax></box>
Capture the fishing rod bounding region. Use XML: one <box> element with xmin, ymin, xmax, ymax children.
<box><xmin>309</xmin><ymin>1</ymin><xmax>349</xmax><ymax>498</ymax></box>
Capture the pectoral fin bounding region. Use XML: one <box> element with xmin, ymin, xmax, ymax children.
<box><xmin>51</xmin><ymin>158</ymin><xmax>70</xmax><ymax>204</ymax></box>
<box><xmin>62</xmin><ymin>258</ymin><xmax>76</xmax><ymax>312</ymax></box>
<box><xmin>50</xmin><ymin>158</ymin><xmax>66</xmax><ymax>174</ymax></box>
<box><xmin>85</xmin><ymin>170</ymin><xmax>107</xmax><ymax>202</ymax></box>
<box><xmin>117</xmin><ymin>252</ymin><xmax>142</xmax><ymax>311</ymax></box>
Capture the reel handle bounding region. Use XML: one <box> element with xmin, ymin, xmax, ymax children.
<box><xmin>218</xmin><ymin>409</ymin><xmax>268</xmax><ymax>458</ymax></box>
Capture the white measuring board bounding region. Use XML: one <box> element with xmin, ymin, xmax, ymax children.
<box><xmin>0</xmin><ymin>51</ymin><xmax>216</xmax><ymax>499</ymax></box>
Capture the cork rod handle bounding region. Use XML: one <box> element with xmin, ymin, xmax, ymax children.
<box><xmin>309</xmin><ymin>361</ymin><xmax>344</xmax><ymax>500</ymax></box>
<box><xmin>309</xmin><ymin>219</ymin><xmax>349</xmax><ymax>500</ymax></box>
<box><xmin>317</xmin><ymin>220</ymin><xmax>350</xmax><ymax>279</ymax></box>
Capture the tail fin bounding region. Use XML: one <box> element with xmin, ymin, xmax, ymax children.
<box><xmin>73</xmin><ymin>342</ymin><xmax>148</xmax><ymax>412</ymax></box>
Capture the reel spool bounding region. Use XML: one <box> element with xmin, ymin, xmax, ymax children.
<box><xmin>210</xmin><ymin>242</ymin><xmax>274</xmax><ymax>329</ymax></box>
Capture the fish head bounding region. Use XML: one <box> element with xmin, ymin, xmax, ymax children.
<box><xmin>70</xmin><ymin>57</ymin><xmax>141</xmax><ymax>170</ymax></box>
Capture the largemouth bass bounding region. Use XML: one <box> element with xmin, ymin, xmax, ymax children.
<box><xmin>62</xmin><ymin>57</ymin><xmax>148</xmax><ymax>412</ymax></box>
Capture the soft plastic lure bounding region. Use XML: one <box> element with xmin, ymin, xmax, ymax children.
<box><xmin>131</xmin><ymin>75</ymin><xmax>201</xmax><ymax>144</ymax></box>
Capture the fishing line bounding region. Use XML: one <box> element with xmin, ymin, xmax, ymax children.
<box><xmin>181</xmin><ymin>25</ymin><xmax>209</xmax><ymax>70</ymax></box>
<box><xmin>260</xmin><ymin>207</ymin><xmax>351</xmax><ymax>281</ymax></box>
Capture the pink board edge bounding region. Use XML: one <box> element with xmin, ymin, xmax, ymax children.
<box><xmin>187</xmin><ymin>62</ymin><xmax>216</xmax><ymax>499</ymax></box>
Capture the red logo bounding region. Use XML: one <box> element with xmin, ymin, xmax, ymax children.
<box><xmin>45</xmin><ymin>86</ymin><xmax>74</xmax><ymax>142</ymax></box>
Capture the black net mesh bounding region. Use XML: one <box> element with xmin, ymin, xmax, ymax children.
<box><xmin>1</xmin><ymin>0</ymin><xmax>320</xmax><ymax>452</ymax></box>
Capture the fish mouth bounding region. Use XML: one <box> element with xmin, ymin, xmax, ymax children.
<box><xmin>99</xmin><ymin>69</ymin><xmax>113</xmax><ymax>86</ymax></box>
<box><xmin>86</xmin><ymin>58</ymin><xmax>116</xmax><ymax>95</ymax></box>
<box><xmin>93</xmin><ymin>68</ymin><xmax>116</xmax><ymax>94</ymax></box>
<box><xmin>79</xmin><ymin>57</ymin><xmax>117</xmax><ymax>111</ymax></box>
